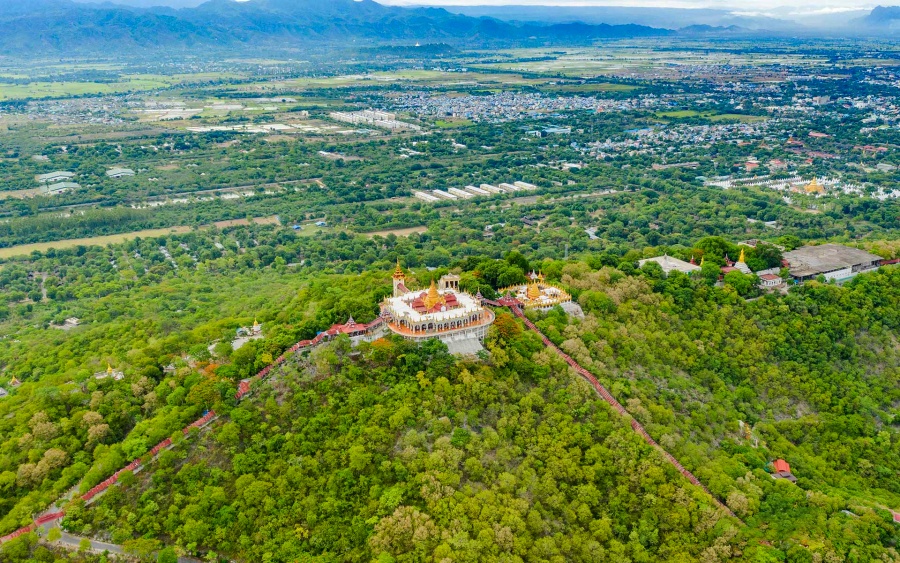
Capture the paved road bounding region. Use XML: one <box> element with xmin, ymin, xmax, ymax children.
<box><xmin>40</xmin><ymin>525</ymin><xmax>202</xmax><ymax>562</ymax></box>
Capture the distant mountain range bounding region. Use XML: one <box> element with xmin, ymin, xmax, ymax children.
<box><xmin>859</xmin><ymin>5</ymin><xmax>900</xmax><ymax>27</ymax></box>
<box><xmin>2</xmin><ymin>1</ymin><xmax>897</xmax><ymax>55</ymax></box>
<box><xmin>0</xmin><ymin>0</ymin><xmax>671</xmax><ymax>54</ymax></box>
<box><xmin>435</xmin><ymin>4</ymin><xmax>898</xmax><ymax>33</ymax></box>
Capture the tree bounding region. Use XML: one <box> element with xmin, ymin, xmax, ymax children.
<box><xmin>158</xmin><ymin>547</ymin><xmax>178</xmax><ymax>563</ymax></box>
<box><xmin>723</xmin><ymin>271</ymin><xmax>756</xmax><ymax>297</ymax></box>
<box><xmin>700</xmin><ymin>261</ymin><xmax>721</xmax><ymax>286</ymax></box>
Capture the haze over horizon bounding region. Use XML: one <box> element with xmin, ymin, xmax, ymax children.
<box><xmin>381</xmin><ymin>0</ymin><xmax>879</xmax><ymax>15</ymax></box>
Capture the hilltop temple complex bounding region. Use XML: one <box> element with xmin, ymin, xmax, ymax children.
<box><xmin>501</xmin><ymin>271</ymin><xmax>583</xmax><ymax>317</ymax></box>
<box><xmin>380</xmin><ymin>262</ymin><xmax>494</xmax><ymax>355</ymax></box>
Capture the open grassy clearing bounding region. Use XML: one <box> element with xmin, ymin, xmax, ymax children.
<box><xmin>360</xmin><ymin>225</ymin><xmax>427</xmax><ymax>238</ymax></box>
<box><xmin>544</xmin><ymin>83</ymin><xmax>639</xmax><ymax>93</ymax></box>
<box><xmin>657</xmin><ymin>110</ymin><xmax>702</xmax><ymax>118</ymax></box>
<box><xmin>212</xmin><ymin>215</ymin><xmax>280</xmax><ymax>229</ymax></box>
<box><xmin>0</xmin><ymin>79</ymin><xmax>163</xmax><ymax>100</ymax></box>
<box><xmin>0</xmin><ymin>72</ymin><xmax>246</xmax><ymax>101</ymax></box>
<box><xmin>0</xmin><ymin>188</ymin><xmax>43</xmax><ymax>199</ymax></box>
<box><xmin>434</xmin><ymin>118</ymin><xmax>474</xmax><ymax>128</ymax></box>
<box><xmin>477</xmin><ymin>47</ymin><xmax>829</xmax><ymax>77</ymax></box>
<box><xmin>0</xmin><ymin>226</ymin><xmax>192</xmax><ymax>259</ymax></box>
<box><xmin>656</xmin><ymin>110</ymin><xmax>767</xmax><ymax>123</ymax></box>
<box><xmin>246</xmin><ymin>70</ymin><xmax>560</xmax><ymax>92</ymax></box>
<box><xmin>707</xmin><ymin>113</ymin><xmax>767</xmax><ymax>123</ymax></box>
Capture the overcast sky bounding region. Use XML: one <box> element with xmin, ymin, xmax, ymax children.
<box><xmin>379</xmin><ymin>0</ymin><xmax>877</xmax><ymax>11</ymax></box>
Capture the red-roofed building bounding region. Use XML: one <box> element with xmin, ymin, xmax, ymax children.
<box><xmin>759</xmin><ymin>273</ymin><xmax>783</xmax><ymax>288</ymax></box>
<box><xmin>321</xmin><ymin>316</ymin><xmax>387</xmax><ymax>345</ymax></box>
<box><xmin>771</xmin><ymin>459</ymin><xmax>797</xmax><ymax>482</ymax></box>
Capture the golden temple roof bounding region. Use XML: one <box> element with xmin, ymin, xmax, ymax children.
<box><xmin>423</xmin><ymin>279</ymin><xmax>444</xmax><ymax>310</ymax></box>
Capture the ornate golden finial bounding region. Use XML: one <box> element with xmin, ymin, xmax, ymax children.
<box><xmin>738</xmin><ymin>249</ymin><xmax>746</xmax><ymax>263</ymax></box>
<box><xmin>392</xmin><ymin>258</ymin><xmax>405</xmax><ymax>280</ymax></box>
<box><xmin>253</xmin><ymin>317</ymin><xmax>260</xmax><ymax>329</ymax></box>
<box><xmin>423</xmin><ymin>279</ymin><xmax>444</xmax><ymax>310</ymax></box>
<box><xmin>526</xmin><ymin>280</ymin><xmax>541</xmax><ymax>301</ymax></box>
<box><xmin>107</xmin><ymin>363</ymin><xmax>113</xmax><ymax>375</ymax></box>
<box><xmin>538</xmin><ymin>271</ymin><xmax>545</xmax><ymax>283</ymax></box>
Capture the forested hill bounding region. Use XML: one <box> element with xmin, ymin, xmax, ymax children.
<box><xmin>0</xmin><ymin>221</ymin><xmax>899</xmax><ymax>561</ymax></box>
<box><xmin>0</xmin><ymin>0</ymin><xmax>671</xmax><ymax>53</ymax></box>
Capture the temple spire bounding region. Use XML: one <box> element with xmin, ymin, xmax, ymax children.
<box><xmin>392</xmin><ymin>259</ymin><xmax>405</xmax><ymax>280</ymax></box>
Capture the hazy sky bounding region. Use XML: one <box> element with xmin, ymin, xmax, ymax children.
<box><xmin>379</xmin><ymin>0</ymin><xmax>877</xmax><ymax>11</ymax></box>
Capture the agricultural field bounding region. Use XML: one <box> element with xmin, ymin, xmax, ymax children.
<box><xmin>0</xmin><ymin>226</ymin><xmax>192</xmax><ymax>259</ymax></box>
<box><xmin>655</xmin><ymin>110</ymin><xmax>768</xmax><ymax>123</ymax></box>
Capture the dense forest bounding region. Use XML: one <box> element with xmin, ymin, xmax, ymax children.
<box><xmin>0</xmin><ymin>218</ymin><xmax>898</xmax><ymax>560</ymax></box>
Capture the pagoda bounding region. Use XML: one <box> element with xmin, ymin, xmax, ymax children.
<box><xmin>501</xmin><ymin>274</ymin><xmax>580</xmax><ymax>316</ymax></box>
<box><xmin>734</xmin><ymin>249</ymin><xmax>752</xmax><ymax>274</ymax></box>
<box><xmin>392</xmin><ymin>259</ymin><xmax>410</xmax><ymax>297</ymax></box>
<box><xmin>804</xmin><ymin>177</ymin><xmax>825</xmax><ymax>195</ymax></box>
<box><xmin>95</xmin><ymin>363</ymin><xmax>124</xmax><ymax>381</ymax></box>
<box><xmin>382</xmin><ymin>270</ymin><xmax>493</xmax><ymax>355</ymax></box>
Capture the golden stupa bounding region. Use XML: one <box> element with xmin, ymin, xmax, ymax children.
<box><xmin>423</xmin><ymin>279</ymin><xmax>444</xmax><ymax>310</ymax></box>
<box><xmin>738</xmin><ymin>249</ymin><xmax>746</xmax><ymax>263</ymax></box>
<box><xmin>107</xmin><ymin>363</ymin><xmax>113</xmax><ymax>376</ymax></box>
<box><xmin>804</xmin><ymin>177</ymin><xmax>825</xmax><ymax>194</ymax></box>
<box><xmin>526</xmin><ymin>280</ymin><xmax>542</xmax><ymax>301</ymax></box>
